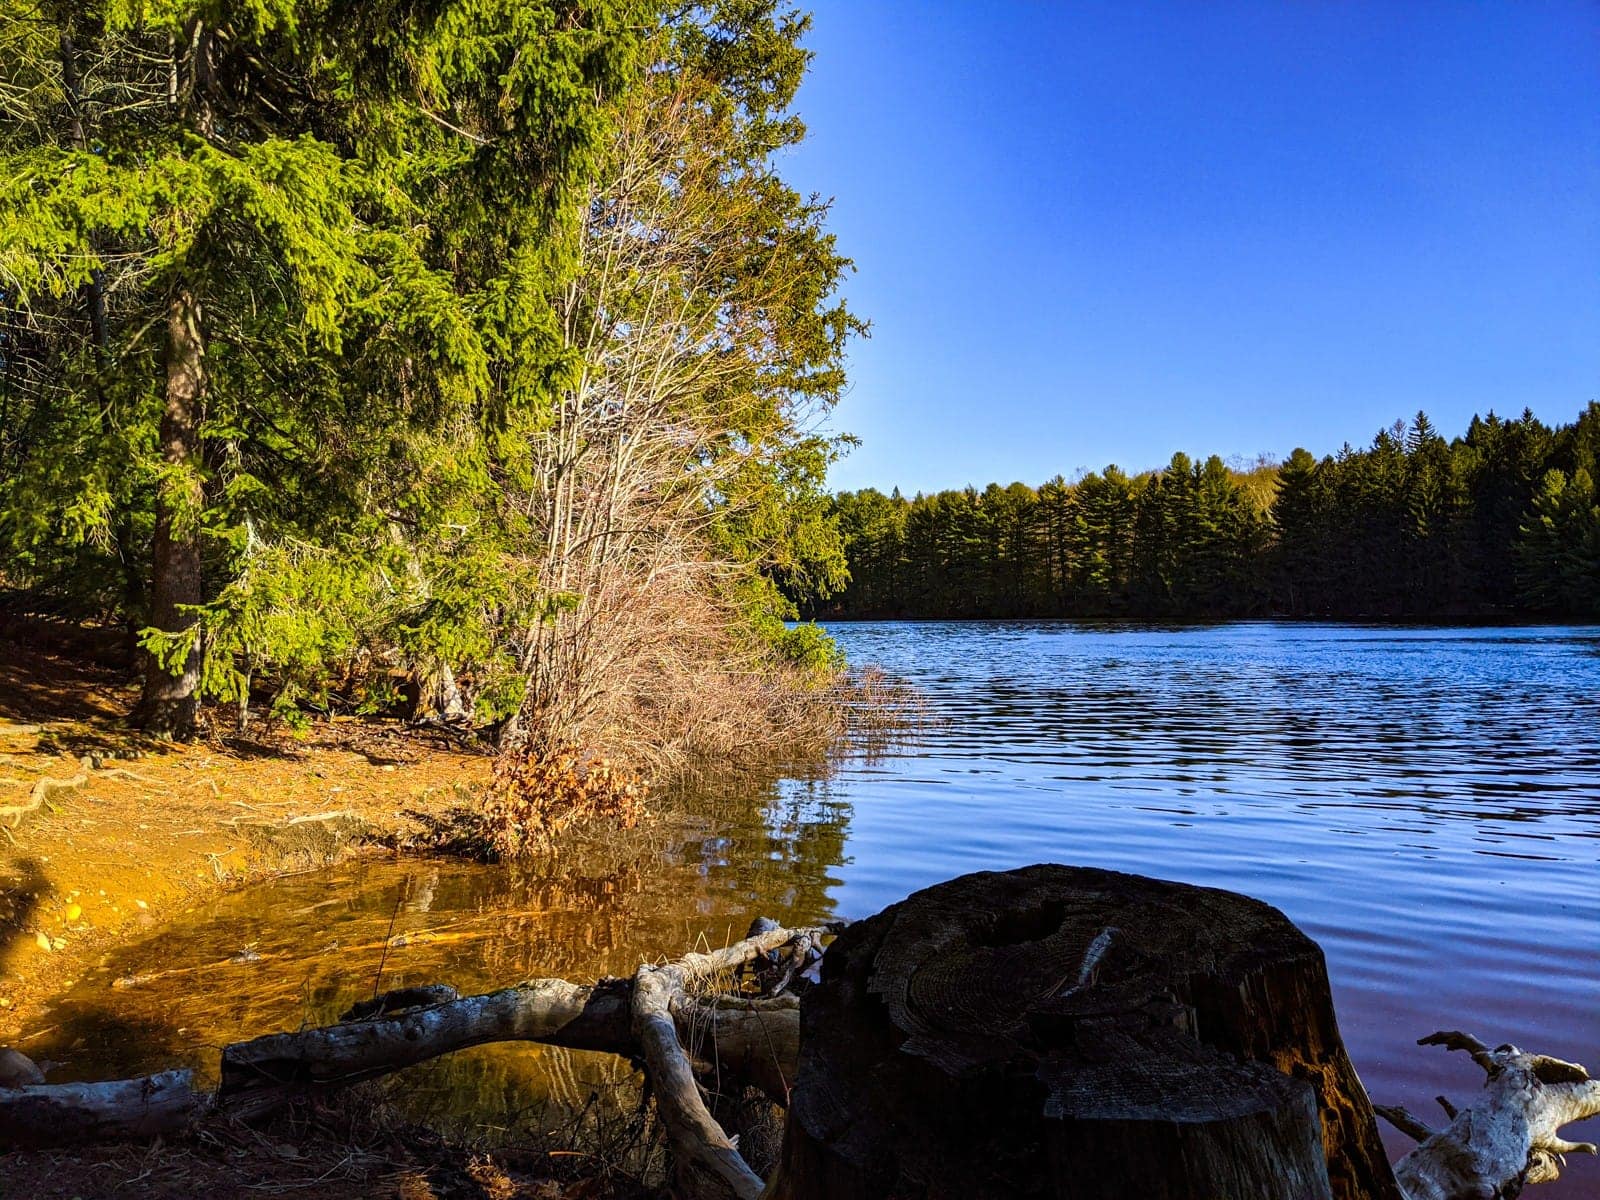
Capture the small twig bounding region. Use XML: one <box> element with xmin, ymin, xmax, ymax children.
<box><xmin>419</xmin><ymin>106</ymin><xmax>491</xmax><ymax>145</ymax></box>
<box><xmin>1047</xmin><ymin>926</ymin><xmax>1119</xmax><ymax>999</ymax></box>
<box><xmin>369</xmin><ymin>881</ymin><xmax>408</xmax><ymax>1000</ymax></box>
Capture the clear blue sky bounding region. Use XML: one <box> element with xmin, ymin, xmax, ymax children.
<box><xmin>783</xmin><ymin>1</ymin><xmax>1600</xmax><ymax>495</ymax></box>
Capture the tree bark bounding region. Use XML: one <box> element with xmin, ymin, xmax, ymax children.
<box><xmin>767</xmin><ymin>865</ymin><xmax>1401</xmax><ymax>1200</ymax></box>
<box><xmin>136</xmin><ymin>288</ymin><xmax>206</xmax><ymax>739</ymax></box>
<box><xmin>0</xmin><ymin>1070</ymin><xmax>203</xmax><ymax>1149</ymax></box>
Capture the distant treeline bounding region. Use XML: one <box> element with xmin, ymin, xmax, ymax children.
<box><xmin>808</xmin><ymin>404</ymin><xmax>1600</xmax><ymax>620</ymax></box>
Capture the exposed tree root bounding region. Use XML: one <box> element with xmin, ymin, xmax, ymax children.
<box><xmin>0</xmin><ymin>761</ymin><xmax>158</xmax><ymax>828</ymax></box>
<box><xmin>0</xmin><ymin>772</ymin><xmax>87</xmax><ymax>827</ymax></box>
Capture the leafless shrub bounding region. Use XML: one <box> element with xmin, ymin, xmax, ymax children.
<box><xmin>487</xmin><ymin>62</ymin><xmax>860</xmax><ymax>790</ymax></box>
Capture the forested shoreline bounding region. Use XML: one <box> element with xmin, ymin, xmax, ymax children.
<box><xmin>811</xmin><ymin>404</ymin><xmax>1600</xmax><ymax>622</ymax></box>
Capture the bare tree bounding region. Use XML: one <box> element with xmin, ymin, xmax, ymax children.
<box><xmin>499</xmin><ymin>50</ymin><xmax>852</xmax><ymax>774</ymax></box>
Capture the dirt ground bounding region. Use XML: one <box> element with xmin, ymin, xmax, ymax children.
<box><xmin>0</xmin><ymin>1098</ymin><xmax>655</xmax><ymax>1199</ymax></box>
<box><xmin>0</xmin><ymin>640</ymin><xmax>493</xmax><ymax>1040</ymax></box>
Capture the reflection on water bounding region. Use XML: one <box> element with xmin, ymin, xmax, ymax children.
<box><xmin>23</xmin><ymin>769</ymin><xmax>852</xmax><ymax>1149</ymax></box>
<box><xmin>823</xmin><ymin>621</ymin><xmax>1600</xmax><ymax>1198</ymax></box>
<box><xmin>22</xmin><ymin>622</ymin><xmax>1600</xmax><ymax>1194</ymax></box>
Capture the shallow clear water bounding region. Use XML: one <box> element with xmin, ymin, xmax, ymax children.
<box><xmin>24</xmin><ymin>621</ymin><xmax>1600</xmax><ymax>1192</ymax></box>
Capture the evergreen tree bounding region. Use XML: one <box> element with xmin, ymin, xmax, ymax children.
<box><xmin>1517</xmin><ymin>467</ymin><xmax>1600</xmax><ymax>616</ymax></box>
<box><xmin>818</xmin><ymin>403</ymin><xmax>1598</xmax><ymax>624</ymax></box>
<box><xmin>1272</xmin><ymin>448</ymin><xmax>1325</xmax><ymax>613</ymax></box>
<box><xmin>1</xmin><ymin>0</ymin><xmax>640</xmax><ymax>736</ymax></box>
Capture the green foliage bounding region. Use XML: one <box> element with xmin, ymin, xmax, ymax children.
<box><xmin>817</xmin><ymin>404</ymin><xmax>1600</xmax><ymax>622</ymax></box>
<box><xmin>774</xmin><ymin>620</ymin><xmax>845</xmax><ymax>678</ymax></box>
<box><xmin>821</xmin><ymin>458</ymin><xmax>1267</xmax><ymax>619</ymax></box>
<box><xmin>2</xmin><ymin>0</ymin><xmax>856</xmax><ymax>736</ymax></box>
<box><xmin>1517</xmin><ymin>466</ymin><xmax>1600</xmax><ymax>615</ymax></box>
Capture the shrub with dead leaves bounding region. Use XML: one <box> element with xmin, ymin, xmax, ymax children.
<box><xmin>485</xmin><ymin>746</ymin><xmax>647</xmax><ymax>859</ymax></box>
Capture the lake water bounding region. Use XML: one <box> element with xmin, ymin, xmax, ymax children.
<box><xmin>23</xmin><ymin>621</ymin><xmax>1600</xmax><ymax>1193</ymax></box>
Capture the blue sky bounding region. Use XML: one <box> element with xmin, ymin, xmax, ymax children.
<box><xmin>783</xmin><ymin>2</ymin><xmax>1600</xmax><ymax>495</ymax></box>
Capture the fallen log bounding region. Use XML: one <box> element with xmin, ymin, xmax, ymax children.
<box><xmin>0</xmin><ymin>1069</ymin><xmax>204</xmax><ymax>1148</ymax></box>
<box><xmin>218</xmin><ymin>921</ymin><xmax>831</xmax><ymax>1119</ymax></box>
<box><xmin>1378</xmin><ymin>1031</ymin><xmax>1600</xmax><ymax>1200</ymax></box>
<box><xmin>3</xmin><ymin>921</ymin><xmax>828</xmax><ymax>1154</ymax></box>
<box><xmin>219</xmin><ymin>975</ymin><xmax>633</xmax><ymax>1114</ymax></box>
<box><xmin>767</xmin><ymin>865</ymin><xmax>1400</xmax><ymax>1200</ymax></box>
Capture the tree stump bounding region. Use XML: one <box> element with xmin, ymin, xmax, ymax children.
<box><xmin>768</xmin><ymin>865</ymin><xmax>1401</xmax><ymax>1200</ymax></box>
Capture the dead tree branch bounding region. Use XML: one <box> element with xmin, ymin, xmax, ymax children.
<box><xmin>1380</xmin><ymin>1031</ymin><xmax>1600</xmax><ymax>1200</ymax></box>
<box><xmin>2</xmin><ymin>920</ymin><xmax>835</xmax><ymax>1177</ymax></box>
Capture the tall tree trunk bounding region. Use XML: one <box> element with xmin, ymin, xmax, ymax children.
<box><xmin>136</xmin><ymin>289</ymin><xmax>206</xmax><ymax>739</ymax></box>
<box><xmin>60</xmin><ymin>32</ymin><xmax>145</xmax><ymax>651</ymax></box>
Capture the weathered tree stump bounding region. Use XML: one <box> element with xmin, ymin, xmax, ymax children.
<box><xmin>768</xmin><ymin>865</ymin><xmax>1401</xmax><ymax>1200</ymax></box>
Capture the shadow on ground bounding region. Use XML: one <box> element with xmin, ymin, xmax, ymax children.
<box><xmin>0</xmin><ymin>858</ymin><xmax>49</xmax><ymax>971</ymax></box>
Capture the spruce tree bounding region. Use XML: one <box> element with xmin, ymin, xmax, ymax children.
<box><xmin>1</xmin><ymin>0</ymin><xmax>641</xmax><ymax>736</ymax></box>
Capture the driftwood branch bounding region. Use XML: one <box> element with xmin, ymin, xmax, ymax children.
<box><xmin>2</xmin><ymin>920</ymin><xmax>834</xmax><ymax>1176</ymax></box>
<box><xmin>621</xmin><ymin>919</ymin><xmax>832</xmax><ymax>1199</ymax></box>
<box><xmin>1381</xmin><ymin>1030</ymin><xmax>1600</xmax><ymax>1200</ymax></box>
<box><xmin>636</xmin><ymin>963</ymin><xmax>766</xmax><ymax>1200</ymax></box>
<box><xmin>0</xmin><ymin>1070</ymin><xmax>204</xmax><ymax>1148</ymax></box>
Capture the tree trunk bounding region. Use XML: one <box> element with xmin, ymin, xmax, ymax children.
<box><xmin>136</xmin><ymin>288</ymin><xmax>206</xmax><ymax>739</ymax></box>
<box><xmin>767</xmin><ymin>864</ymin><xmax>1401</xmax><ymax>1200</ymax></box>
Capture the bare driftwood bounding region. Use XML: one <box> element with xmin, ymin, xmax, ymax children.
<box><xmin>218</xmin><ymin>922</ymin><xmax>828</xmax><ymax>1121</ymax></box>
<box><xmin>1377</xmin><ymin>1031</ymin><xmax>1599</xmax><ymax>1200</ymax></box>
<box><xmin>0</xmin><ymin>1069</ymin><xmax>204</xmax><ymax>1148</ymax></box>
<box><xmin>629</xmin><ymin>922</ymin><xmax>830</xmax><ymax>1200</ymax></box>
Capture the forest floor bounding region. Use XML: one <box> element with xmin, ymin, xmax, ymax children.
<box><xmin>0</xmin><ymin>1104</ymin><xmax>650</xmax><ymax>1199</ymax></box>
<box><xmin>0</xmin><ymin>634</ymin><xmax>652</xmax><ymax>1197</ymax></box>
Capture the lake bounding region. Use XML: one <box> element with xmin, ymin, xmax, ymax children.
<box><xmin>24</xmin><ymin>621</ymin><xmax>1600</xmax><ymax>1193</ymax></box>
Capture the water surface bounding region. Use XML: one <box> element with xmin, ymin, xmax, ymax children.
<box><xmin>25</xmin><ymin>622</ymin><xmax>1600</xmax><ymax>1192</ymax></box>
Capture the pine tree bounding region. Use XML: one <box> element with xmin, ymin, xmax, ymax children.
<box><xmin>1517</xmin><ymin>468</ymin><xmax>1600</xmax><ymax>615</ymax></box>
<box><xmin>1</xmin><ymin>0</ymin><xmax>642</xmax><ymax>736</ymax></box>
